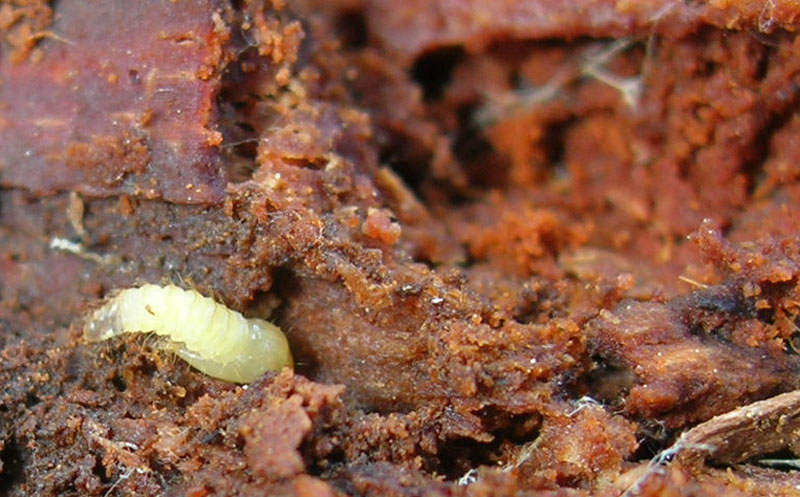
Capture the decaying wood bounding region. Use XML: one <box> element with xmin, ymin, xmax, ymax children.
<box><xmin>623</xmin><ymin>390</ymin><xmax>800</xmax><ymax>496</ymax></box>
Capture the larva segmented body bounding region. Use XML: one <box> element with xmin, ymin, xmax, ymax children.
<box><xmin>85</xmin><ymin>284</ymin><xmax>293</xmax><ymax>383</ymax></box>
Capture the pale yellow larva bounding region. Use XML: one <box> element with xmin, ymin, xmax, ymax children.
<box><xmin>84</xmin><ymin>284</ymin><xmax>293</xmax><ymax>383</ymax></box>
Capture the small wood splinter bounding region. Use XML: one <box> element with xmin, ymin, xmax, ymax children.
<box><xmin>85</xmin><ymin>284</ymin><xmax>293</xmax><ymax>383</ymax></box>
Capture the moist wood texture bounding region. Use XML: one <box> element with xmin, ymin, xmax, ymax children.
<box><xmin>4</xmin><ymin>1</ymin><xmax>800</xmax><ymax>496</ymax></box>
<box><xmin>0</xmin><ymin>0</ymin><xmax>237</xmax><ymax>202</ymax></box>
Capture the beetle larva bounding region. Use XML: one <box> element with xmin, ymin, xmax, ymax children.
<box><xmin>84</xmin><ymin>284</ymin><xmax>293</xmax><ymax>383</ymax></box>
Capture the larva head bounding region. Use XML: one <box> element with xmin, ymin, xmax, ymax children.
<box><xmin>174</xmin><ymin>318</ymin><xmax>292</xmax><ymax>383</ymax></box>
<box><xmin>249</xmin><ymin>318</ymin><xmax>294</xmax><ymax>370</ymax></box>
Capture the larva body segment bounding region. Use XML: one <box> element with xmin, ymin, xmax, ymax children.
<box><xmin>85</xmin><ymin>284</ymin><xmax>293</xmax><ymax>383</ymax></box>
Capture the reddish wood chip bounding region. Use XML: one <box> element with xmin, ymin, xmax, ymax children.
<box><xmin>0</xmin><ymin>0</ymin><xmax>234</xmax><ymax>203</ymax></box>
